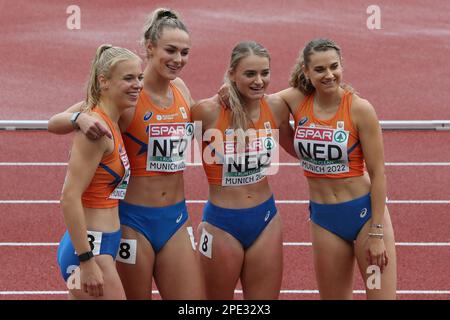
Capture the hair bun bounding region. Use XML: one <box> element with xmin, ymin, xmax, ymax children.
<box><xmin>159</xmin><ymin>9</ymin><xmax>177</xmax><ymax>20</ymax></box>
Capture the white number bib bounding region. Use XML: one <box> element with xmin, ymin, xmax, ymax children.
<box><xmin>294</xmin><ymin>125</ymin><xmax>349</xmax><ymax>175</ymax></box>
<box><xmin>222</xmin><ymin>130</ymin><xmax>276</xmax><ymax>186</ymax></box>
<box><xmin>109</xmin><ymin>145</ymin><xmax>131</xmax><ymax>199</ymax></box>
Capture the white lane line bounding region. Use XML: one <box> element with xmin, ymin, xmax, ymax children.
<box><xmin>1</xmin><ymin>290</ymin><xmax>449</xmax><ymax>295</ymax></box>
<box><xmin>0</xmin><ymin>162</ymin><xmax>67</xmax><ymax>166</ymax></box>
<box><xmin>0</xmin><ymin>201</ymin><xmax>60</xmax><ymax>204</ymax></box>
<box><xmin>0</xmin><ymin>243</ymin><xmax>59</xmax><ymax>246</ymax></box>
<box><xmin>2</xmin><ymin>162</ymin><xmax>450</xmax><ymax>167</ymax></box>
<box><xmin>2</xmin><ymin>200</ymin><xmax>450</xmax><ymax>204</ymax></box>
<box><xmin>283</xmin><ymin>242</ymin><xmax>450</xmax><ymax>247</ymax></box>
<box><xmin>1</xmin><ymin>242</ymin><xmax>449</xmax><ymax>247</ymax></box>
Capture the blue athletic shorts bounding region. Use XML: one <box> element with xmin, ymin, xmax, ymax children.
<box><xmin>57</xmin><ymin>229</ymin><xmax>122</xmax><ymax>282</ymax></box>
<box><xmin>202</xmin><ymin>195</ymin><xmax>277</xmax><ymax>249</ymax></box>
<box><xmin>309</xmin><ymin>193</ymin><xmax>372</xmax><ymax>242</ymax></box>
<box><xmin>118</xmin><ymin>199</ymin><xmax>189</xmax><ymax>252</ymax></box>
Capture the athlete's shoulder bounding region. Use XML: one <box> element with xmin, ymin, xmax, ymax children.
<box><xmin>266</xmin><ymin>93</ymin><xmax>284</xmax><ymax>106</ymax></box>
<box><xmin>276</xmin><ymin>87</ymin><xmax>306</xmax><ymax>114</ymax></box>
<box><xmin>192</xmin><ymin>96</ymin><xmax>221</xmax><ymax>113</ymax></box>
<box><xmin>350</xmin><ymin>94</ymin><xmax>379</xmax><ymax>129</ymax></box>
<box><xmin>172</xmin><ymin>77</ymin><xmax>194</xmax><ymax>106</ymax></box>
<box><xmin>265</xmin><ymin>94</ymin><xmax>290</xmax><ymax>119</ymax></box>
<box><xmin>351</xmin><ymin>94</ymin><xmax>376</xmax><ymax>115</ymax></box>
<box><xmin>191</xmin><ymin>96</ymin><xmax>221</xmax><ymax>127</ymax></box>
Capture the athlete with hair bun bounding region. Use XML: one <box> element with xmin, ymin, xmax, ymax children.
<box><xmin>50</xmin><ymin>8</ymin><xmax>205</xmax><ymax>300</ymax></box>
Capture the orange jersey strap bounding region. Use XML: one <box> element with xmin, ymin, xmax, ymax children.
<box><xmin>293</xmin><ymin>91</ymin><xmax>364</xmax><ymax>178</ymax></box>
<box><xmin>122</xmin><ymin>82</ymin><xmax>192</xmax><ymax>176</ymax></box>
<box><xmin>202</xmin><ymin>98</ymin><xmax>278</xmax><ymax>186</ymax></box>
<box><xmin>82</xmin><ymin>107</ymin><xmax>130</xmax><ymax>208</ymax></box>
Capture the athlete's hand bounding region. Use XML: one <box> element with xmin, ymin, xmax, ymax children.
<box><xmin>365</xmin><ymin>236</ymin><xmax>388</xmax><ymax>273</ymax></box>
<box><xmin>77</xmin><ymin>113</ymin><xmax>112</xmax><ymax>140</ymax></box>
<box><xmin>217</xmin><ymin>84</ymin><xmax>231</xmax><ymax>109</ymax></box>
<box><xmin>80</xmin><ymin>259</ymin><xmax>104</xmax><ymax>297</ymax></box>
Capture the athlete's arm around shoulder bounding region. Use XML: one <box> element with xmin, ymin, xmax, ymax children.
<box><xmin>276</xmin><ymin>87</ymin><xmax>306</xmax><ymax>115</ymax></box>
<box><xmin>60</xmin><ymin>114</ymin><xmax>112</xmax><ymax>259</ymax></box>
<box><xmin>48</xmin><ymin>101</ymin><xmax>112</xmax><ymax>139</ymax></box>
<box><xmin>191</xmin><ymin>96</ymin><xmax>222</xmax><ymax>131</ymax></box>
<box><xmin>173</xmin><ymin>77</ymin><xmax>195</xmax><ymax>107</ymax></box>
<box><xmin>266</xmin><ymin>93</ymin><xmax>297</xmax><ymax>158</ymax></box>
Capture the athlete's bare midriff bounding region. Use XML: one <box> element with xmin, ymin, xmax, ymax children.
<box><xmin>83</xmin><ymin>207</ymin><xmax>121</xmax><ymax>232</ymax></box>
<box><xmin>208</xmin><ymin>178</ymin><xmax>273</xmax><ymax>209</ymax></box>
<box><xmin>307</xmin><ymin>172</ymin><xmax>371</xmax><ymax>204</ymax></box>
<box><xmin>124</xmin><ymin>173</ymin><xmax>185</xmax><ymax>207</ymax></box>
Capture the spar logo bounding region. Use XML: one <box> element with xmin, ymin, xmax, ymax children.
<box><xmin>150</xmin><ymin>123</ymin><xmax>190</xmax><ymax>137</ymax></box>
<box><xmin>296</xmin><ymin>127</ymin><xmax>333</xmax><ymax>142</ymax></box>
<box><xmin>334</xmin><ymin>131</ymin><xmax>347</xmax><ymax>143</ymax></box>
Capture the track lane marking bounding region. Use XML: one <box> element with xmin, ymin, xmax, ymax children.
<box><xmin>1</xmin><ymin>290</ymin><xmax>449</xmax><ymax>295</ymax></box>
<box><xmin>1</xmin><ymin>242</ymin><xmax>449</xmax><ymax>247</ymax></box>
<box><xmin>2</xmin><ymin>162</ymin><xmax>450</xmax><ymax>166</ymax></box>
<box><xmin>2</xmin><ymin>200</ymin><xmax>450</xmax><ymax>204</ymax></box>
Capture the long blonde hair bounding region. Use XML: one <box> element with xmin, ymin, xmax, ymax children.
<box><xmin>84</xmin><ymin>44</ymin><xmax>141</xmax><ymax>110</ymax></box>
<box><xmin>224</xmin><ymin>41</ymin><xmax>271</xmax><ymax>130</ymax></box>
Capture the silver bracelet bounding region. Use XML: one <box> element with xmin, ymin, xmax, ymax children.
<box><xmin>368</xmin><ymin>232</ymin><xmax>384</xmax><ymax>238</ymax></box>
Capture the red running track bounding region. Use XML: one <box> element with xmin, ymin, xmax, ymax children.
<box><xmin>1</xmin><ymin>0</ymin><xmax>450</xmax><ymax>300</ymax></box>
<box><xmin>0</xmin><ymin>131</ymin><xmax>449</xmax><ymax>300</ymax></box>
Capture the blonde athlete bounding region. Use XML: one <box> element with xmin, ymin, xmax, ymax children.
<box><xmin>192</xmin><ymin>41</ymin><xmax>295</xmax><ymax>300</ymax></box>
<box><xmin>56</xmin><ymin>44</ymin><xmax>142</xmax><ymax>299</ymax></box>
<box><xmin>50</xmin><ymin>8</ymin><xmax>204</xmax><ymax>300</ymax></box>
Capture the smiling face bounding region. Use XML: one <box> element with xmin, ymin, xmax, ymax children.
<box><xmin>229</xmin><ymin>54</ymin><xmax>270</xmax><ymax>102</ymax></box>
<box><xmin>304</xmin><ymin>49</ymin><xmax>342</xmax><ymax>94</ymax></box>
<box><xmin>147</xmin><ymin>28</ymin><xmax>191</xmax><ymax>80</ymax></box>
<box><xmin>100</xmin><ymin>59</ymin><xmax>143</xmax><ymax>109</ymax></box>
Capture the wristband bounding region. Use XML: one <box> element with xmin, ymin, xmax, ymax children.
<box><xmin>70</xmin><ymin>111</ymin><xmax>81</xmax><ymax>129</ymax></box>
<box><xmin>368</xmin><ymin>232</ymin><xmax>384</xmax><ymax>239</ymax></box>
<box><xmin>78</xmin><ymin>250</ymin><xmax>94</xmax><ymax>262</ymax></box>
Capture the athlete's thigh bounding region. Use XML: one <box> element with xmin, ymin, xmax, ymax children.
<box><xmin>154</xmin><ymin>219</ymin><xmax>205</xmax><ymax>299</ymax></box>
<box><xmin>355</xmin><ymin>207</ymin><xmax>397</xmax><ymax>300</ymax></box>
<box><xmin>241</xmin><ymin>213</ymin><xmax>283</xmax><ymax>300</ymax></box>
<box><xmin>196</xmin><ymin>221</ymin><xmax>245</xmax><ymax>299</ymax></box>
<box><xmin>116</xmin><ymin>225</ymin><xmax>155</xmax><ymax>300</ymax></box>
<box><xmin>310</xmin><ymin>221</ymin><xmax>355</xmax><ymax>299</ymax></box>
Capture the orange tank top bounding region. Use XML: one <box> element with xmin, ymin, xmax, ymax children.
<box><xmin>202</xmin><ymin>98</ymin><xmax>278</xmax><ymax>186</ymax></box>
<box><xmin>292</xmin><ymin>91</ymin><xmax>364</xmax><ymax>178</ymax></box>
<box><xmin>123</xmin><ymin>82</ymin><xmax>193</xmax><ymax>176</ymax></box>
<box><xmin>82</xmin><ymin>107</ymin><xmax>131</xmax><ymax>208</ymax></box>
